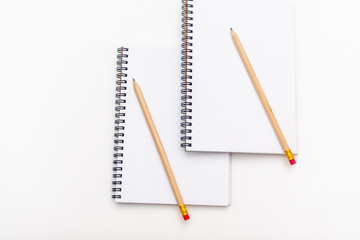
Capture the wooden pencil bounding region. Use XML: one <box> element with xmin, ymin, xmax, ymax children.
<box><xmin>133</xmin><ymin>78</ymin><xmax>190</xmax><ymax>220</ymax></box>
<box><xmin>230</xmin><ymin>28</ymin><xmax>296</xmax><ymax>165</ymax></box>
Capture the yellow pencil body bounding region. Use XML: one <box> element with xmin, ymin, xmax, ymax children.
<box><xmin>230</xmin><ymin>29</ymin><xmax>296</xmax><ymax>165</ymax></box>
<box><xmin>133</xmin><ymin>79</ymin><xmax>190</xmax><ymax>220</ymax></box>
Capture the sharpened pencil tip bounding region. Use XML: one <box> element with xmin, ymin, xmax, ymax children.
<box><xmin>133</xmin><ymin>78</ymin><xmax>135</xmax><ymax>81</ymax></box>
<box><xmin>230</xmin><ymin>27</ymin><xmax>232</xmax><ymax>30</ymax></box>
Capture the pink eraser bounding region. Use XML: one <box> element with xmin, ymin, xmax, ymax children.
<box><xmin>183</xmin><ymin>214</ymin><xmax>190</xmax><ymax>221</ymax></box>
<box><xmin>289</xmin><ymin>159</ymin><xmax>296</xmax><ymax>165</ymax></box>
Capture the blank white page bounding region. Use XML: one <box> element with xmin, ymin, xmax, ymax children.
<box><xmin>188</xmin><ymin>0</ymin><xmax>297</xmax><ymax>154</ymax></box>
<box><xmin>115</xmin><ymin>46</ymin><xmax>230</xmax><ymax>206</ymax></box>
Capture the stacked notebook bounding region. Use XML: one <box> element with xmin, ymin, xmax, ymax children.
<box><xmin>113</xmin><ymin>46</ymin><xmax>231</xmax><ymax>206</ymax></box>
<box><xmin>112</xmin><ymin>0</ymin><xmax>296</xmax><ymax>206</ymax></box>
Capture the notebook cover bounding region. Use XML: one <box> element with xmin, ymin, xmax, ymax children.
<box><xmin>113</xmin><ymin>46</ymin><xmax>231</xmax><ymax>206</ymax></box>
<box><xmin>180</xmin><ymin>0</ymin><xmax>297</xmax><ymax>154</ymax></box>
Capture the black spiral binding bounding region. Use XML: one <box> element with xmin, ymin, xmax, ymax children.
<box><xmin>181</xmin><ymin>0</ymin><xmax>193</xmax><ymax>149</ymax></box>
<box><xmin>112</xmin><ymin>47</ymin><xmax>128</xmax><ymax>199</ymax></box>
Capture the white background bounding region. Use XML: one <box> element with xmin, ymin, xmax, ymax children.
<box><xmin>0</xmin><ymin>0</ymin><xmax>360</xmax><ymax>239</ymax></box>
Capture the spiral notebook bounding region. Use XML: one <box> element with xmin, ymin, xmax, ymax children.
<box><xmin>181</xmin><ymin>0</ymin><xmax>297</xmax><ymax>154</ymax></box>
<box><xmin>112</xmin><ymin>46</ymin><xmax>230</xmax><ymax>206</ymax></box>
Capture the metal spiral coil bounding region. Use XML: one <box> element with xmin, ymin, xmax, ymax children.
<box><xmin>112</xmin><ymin>47</ymin><xmax>128</xmax><ymax>199</ymax></box>
<box><xmin>181</xmin><ymin>0</ymin><xmax>193</xmax><ymax>149</ymax></box>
